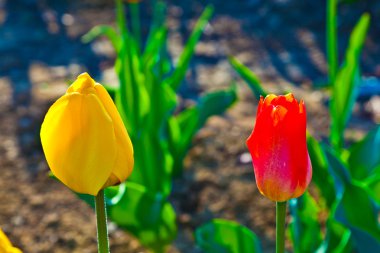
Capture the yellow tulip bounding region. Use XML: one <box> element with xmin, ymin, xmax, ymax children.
<box><xmin>41</xmin><ymin>73</ymin><xmax>134</xmax><ymax>196</ymax></box>
<box><xmin>0</xmin><ymin>229</ymin><xmax>22</xmax><ymax>253</ymax></box>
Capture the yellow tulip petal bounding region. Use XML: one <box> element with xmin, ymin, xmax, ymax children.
<box><xmin>41</xmin><ymin>92</ymin><xmax>117</xmax><ymax>195</ymax></box>
<box><xmin>94</xmin><ymin>84</ymin><xmax>134</xmax><ymax>183</ymax></box>
<box><xmin>67</xmin><ymin>72</ymin><xmax>96</xmax><ymax>94</ymax></box>
<box><xmin>0</xmin><ymin>229</ymin><xmax>12</xmax><ymax>248</ymax></box>
<box><xmin>0</xmin><ymin>229</ymin><xmax>22</xmax><ymax>253</ymax></box>
<box><xmin>102</xmin><ymin>173</ymin><xmax>120</xmax><ymax>188</ymax></box>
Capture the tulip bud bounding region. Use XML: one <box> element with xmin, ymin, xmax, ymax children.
<box><xmin>41</xmin><ymin>73</ymin><xmax>134</xmax><ymax>196</ymax></box>
<box><xmin>0</xmin><ymin>229</ymin><xmax>22</xmax><ymax>253</ymax></box>
<box><xmin>246</xmin><ymin>93</ymin><xmax>312</xmax><ymax>202</ymax></box>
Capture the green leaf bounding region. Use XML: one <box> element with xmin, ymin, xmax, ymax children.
<box><xmin>334</xmin><ymin>182</ymin><xmax>380</xmax><ymax>252</ymax></box>
<box><xmin>81</xmin><ymin>25</ymin><xmax>120</xmax><ymax>51</ymax></box>
<box><xmin>348</xmin><ymin>125</ymin><xmax>380</xmax><ymax>180</ymax></box>
<box><xmin>364</xmin><ymin>171</ymin><xmax>380</xmax><ymax>205</ymax></box>
<box><xmin>116</xmin><ymin>0</ymin><xmax>128</xmax><ymax>37</ymax></box>
<box><xmin>288</xmin><ymin>192</ymin><xmax>323</xmax><ymax>253</ymax></box>
<box><xmin>108</xmin><ymin>182</ymin><xmax>177</xmax><ymax>252</ymax></box>
<box><xmin>168</xmin><ymin>85</ymin><xmax>237</xmax><ymax>176</ymax></box>
<box><xmin>228</xmin><ymin>56</ymin><xmax>267</xmax><ymax>99</ymax></box>
<box><xmin>143</xmin><ymin>26</ymin><xmax>168</xmax><ymax>66</ymax></box>
<box><xmin>166</xmin><ymin>5</ymin><xmax>214</xmax><ymax>90</ymax></box>
<box><xmin>115</xmin><ymin>0</ymin><xmax>150</xmax><ymax>131</ymax></box>
<box><xmin>129</xmin><ymin>3</ymin><xmax>142</xmax><ymax>53</ymax></box>
<box><xmin>168</xmin><ymin>107</ymin><xmax>200</xmax><ymax>177</ymax></box>
<box><xmin>316</xmin><ymin>219</ymin><xmax>353</xmax><ymax>253</ymax></box>
<box><xmin>144</xmin><ymin>70</ymin><xmax>177</xmax><ymax>134</ymax></box>
<box><xmin>330</xmin><ymin>13</ymin><xmax>370</xmax><ymax>149</ymax></box>
<box><xmin>324</xmin><ymin>145</ymin><xmax>352</xmax><ymax>190</ymax></box>
<box><xmin>115</xmin><ymin>29</ymin><xmax>150</xmax><ymax>138</ymax></box>
<box><xmin>327</xmin><ymin>0</ymin><xmax>338</xmax><ymax>84</ymax></box>
<box><xmin>195</xmin><ymin>219</ymin><xmax>262</xmax><ymax>253</ymax></box>
<box><xmin>307</xmin><ymin>136</ymin><xmax>336</xmax><ymax>208</ymax></box>
<box><xmin>83</xmin><ymin>1</ymin><xmax>147</xmax><ymax>136</ymax></box>
<box><xmin>129</xmin><ymin>131</ymin><xmax>173</xmax><ymax>196</ymax></box>
<box><xmin>145</xmin><ymin>0</ymin><xmax>167</xmax><ymax>50</ymax></box>
<box><xmin>323</xmin><ymin>145</ymin><xmax>380</xmax><ymax>252</ymax></box>
<box><xmin>198</xmin><ymin>84</ymin><xmax>237</xmax><ymax>126</ymax></box>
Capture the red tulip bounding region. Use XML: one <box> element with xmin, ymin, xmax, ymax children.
<box><xmin>246</xmin><ymin>93</ymin><xmax>312</xmax><ymax>202</ymax></box>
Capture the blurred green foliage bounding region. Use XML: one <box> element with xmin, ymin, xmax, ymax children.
<box><xmin>81</xmin><ymin>0</ymin><xmax>236</xmax><ymax>251</ymax></box>
<box><xmin>223</xmin><ymin>0</ymin><xmax>379</xmax><ymax>252</ymax></box>
<box><xmin>77</xmin><ymin>0</ymin><xmax>379</xmax><ymax>251</ymax></box>
<box><xmin>330</xmin><ymin>13</ymin><xmax>370</xmax><ymax>149</ymax></box>
<box><xmin>195</xmin><ymin>219</ymin><xmax>262</xmax><ymax>253</ymax></box>
<box><xmin>327</xmin><ymin>0</ymin><xmax>338</xmax><ymax>85</ymax></box>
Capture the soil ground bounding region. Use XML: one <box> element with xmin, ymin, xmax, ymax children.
<box><xmin>0</xmin><ymin>0</ymin><xmax>379</xmax><ymax>252</ymax></box>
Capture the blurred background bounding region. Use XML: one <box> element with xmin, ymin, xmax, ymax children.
<box><xmin>0</xmin><ymin>0</ymin><xmax>379</xmax><ymax>252</ymax></box>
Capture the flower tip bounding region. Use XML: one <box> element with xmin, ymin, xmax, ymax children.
<box><xmin>78</xmin><ymin>72</ymin><xmax>91</xmax><ymax>79</ymax></box>
<box><xmin>263</xmin><ymin>94</ymin><xmax>277</xmax><ymax>106</ymax></box>
<box><xmin>285</xmin><ymin>92</ymin><xmax>295</xmax><ymax>99</ymax></box>
<box><xmin>68</xmin><ymin>72</ymin><xmax>96</xmax><ymax>93</ymax></box>
<box><xmin>299</xmin><ymin>99</ymin><xmax>305</xmax><ymax>114</ymax></box>
<box><xmin>77</xmin><ymin>72</ymin><xmax>95</xmax><ymax>86</ymax></box>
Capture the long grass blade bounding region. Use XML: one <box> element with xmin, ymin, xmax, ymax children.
<box><xmin>330</xmin><ymin>13</ymin><xmax>370</xmax><ymax>149</ymax></box>
<box><xmin>229</xmin><ymin>56</ymin><xmax>267</xmax><ymax>99</ymax></box>
<box><xmin>166</xmin><ymin>5</ymin><xmax>214</xmax><ymax>90</ymax></box>
<box><xmin>327</xmin><ymin>0</ymin><xmax>338</xmax><ymax>85</ymax></box>
<box><xmin>81</xmin><ymin>25</ymin><xmax>120</xmax><ymax>51</ymax></box>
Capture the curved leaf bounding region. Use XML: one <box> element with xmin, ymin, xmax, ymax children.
<box><xmin>228</xmin><ymin>56</ymin><xmax>267</xmax><ymax>99</ymax></box>
<box><xmin>289</xmin><ymin>192</ymin><xmax>322</xmax><ymax>253</ymax></box>
<box><xmin>307</xmin><ymin>136</ymin><xmax>336</xmax><ymax>208</ymax></box>
<box><xmin>348</xmin><ymin>125</ymin><xmax>380</xmax><ymax>180</ymax></box>
<box><xmin>195</xmin><ymin>219</ymin><xmax>261</xmax><ymax>253</ymax></box>
<box><xmin>334</xmin><ymin>182</ymin><xmax>380</xmax><ymax>252</ymax></box>
<box><xmin>129</xmin><ymin>131</ymin><xmax>173</xmax><ymax>196</ymax></box>
<box><xmin>323</xmin><ymin>145</ymin><xmax>380</xmax><ymax>251</ymax></box>
<box><xmin>330</xmin><ymin>13</ymin><xmax>370</xmax><ymax>149</ymax></box>
<box><xmin>81</xmin><ymin>25</ymin><xmax>120</xmax><ymax>51</ymax></box>
<box><xmin>166</xmin><ymin>5</ymin><xmax>214</xmax><ymax>90</ymax></box>
<box><xmin>316</xmin><ymin>219</ymin><xmax>353</xmax><ymax>253</ymax></box>
<box><xmin>108</xmin><ymin>182</ymin><xmax>177</xmax><ymax>252</ymax></box>
<box><xmin>168</xmin><ymin>85</ymin><xmax>237</xmax><ymax>176</ymax></box>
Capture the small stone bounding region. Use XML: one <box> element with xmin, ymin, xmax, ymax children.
<box><xmin>239</xmin><ymin>152</ymin><xmax>252</xmax><ymax>164</ymax></box>
<box><xmin>178</xmin><ymin>213</ymin><xmax>191</xmax><ymax>225</ymax></box>
<box><xmin>30</xmin><ymin>195</ymin><xmax>44</xmax><ymax>207</ymax></box>
<box><xmin>61</xmin><ymin>13</ymin><xmax>75</xmax><ymax>26</ymax></box>
<box><xmin>365</xmin><ymin>96</ymin><xmax>380</xmax><ymax>123</ymax></box>
<box><xmin>11</xmin><ymin>215</ymin><xmax>24</xmax><ymax>226</ymax></box>
<box><xmin>108</xmin><ymin>222</ymin><xmax>117</xmax><ymax>234</ymax></box>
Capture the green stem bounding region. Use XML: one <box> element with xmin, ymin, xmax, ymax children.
<box><xmin>95</xmin><ymin>189</ymin><xmax>110</xmax><ymax>253</ymax></box>
<box><xmin>276</xmin><ymin>201</ymin><xmax>287</xmax><ymax>253</ymax></box>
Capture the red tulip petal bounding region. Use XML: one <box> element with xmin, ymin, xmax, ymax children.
<box><xmin>246</xmin><ymin>93</ymin><xmax>312</xmax><ymax>202</ymax></box>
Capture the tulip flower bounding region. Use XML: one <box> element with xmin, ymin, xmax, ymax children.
<box><xmin>246</xmin><ymin>93</ymin><xmax>312</xmax><ymax>202</ymax></box>
<box><xmin>40</xmin><ymin>72</ymin><xmax>134</xmax><ymax>196</ymax></box>
<box><xmin>0</xmin><ymin>229</ymin><xmax>22</xmax><ymax>253</ymax></box>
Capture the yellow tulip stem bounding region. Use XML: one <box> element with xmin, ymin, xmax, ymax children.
<box><xmin>276</xmin><ymin>201</ymin><xmax>287</xmax><ymax>253</ymax></box>
<box><xmin>95</xmin><ymin>189</ymin><xmax>110</xmax><ymax>253</ymax></box>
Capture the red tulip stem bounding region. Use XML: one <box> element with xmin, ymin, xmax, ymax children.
<box><xmin>95</xmin><ymin>189</ymin><xmax>110</xmax><ymax>253</ymax></box>
<box><xmin>276</xmin><ymin>201</ymin><xmax>287</xmax><ymax>253</ymax></box>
